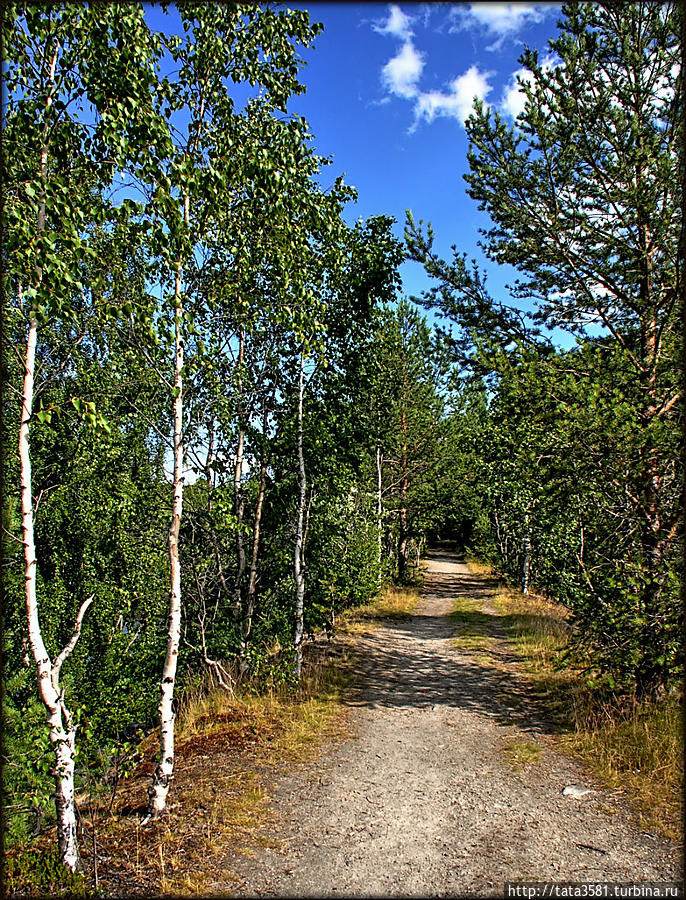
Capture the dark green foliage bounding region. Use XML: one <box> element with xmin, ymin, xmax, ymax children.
<box><xmin>4</xmin><ymin>848</ymin><xmax>90</xmax><ymax>897</ymax></box>
<box><xmin>435</xmin><ymin>341</ymin><xmax>682</xmax><ymax>693</ymax></box>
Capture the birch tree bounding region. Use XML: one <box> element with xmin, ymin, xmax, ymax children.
<box><xmin>3</xmin><ymin>3</ymin><xmax>163</xmax><ymax>870</ymax></box>
<box><xmin>138</xmin><ymin>4</ymin><xmax>323</xmax><ymax>817</ymax></box>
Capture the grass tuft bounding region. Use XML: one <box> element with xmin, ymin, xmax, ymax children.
<box><xmin>563</xmin><ymin>694</ymin><xmax>683</xmax><ymax>840</ymax></box>
<box><xmin>340</xmin><ymin>584</ymin><xmax>421</xmax><ymax>633</ymax></box>
<box><xmin>502</xmin><ymin>739</ymin><xmax>542</xmax><ymax>769</ymax></box>
<box><xmin>450</xmin><ymin>594</ymin><xmax>497</xmax><ymax>656</ymax></box>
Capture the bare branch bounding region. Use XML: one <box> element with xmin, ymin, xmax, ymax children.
<box><xmin>51</xmin><ymin>595</ymin><xmax>94</xmax><ymax>692</ymax></box>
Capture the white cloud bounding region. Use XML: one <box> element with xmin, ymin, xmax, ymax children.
<box><xmin>500</xmin><ymin>53</ymin><xmax>559</xmax><ymax>118</ymax></box>
<box><xmin>416</xmin><ymin>65</ymin><xmax>493</xmax><ymax>126</ymax></box>
<box><xmin>465</xmin><ymin>3</ymin><xmax>547</xmax><ymax>34</ymax></box>
<box><xmin>382</xmin><ymin>39</ymin><xmax>425</xmax><ymax>99</ymax></box>
<box><xmin>451</xmin><ymin>3</ymin><xmax>559</xmax><ymax>49</ymax></box>
<box><xmin>373</xmin><ymin>4</ymin><xmax>415</xmax><ymax>41</ymax></box>
<box><xmin>500</xmin><ymin>67</ymin><xmax>532</xmax><ymax>118</ymax></box>
<box><xmin>373</xmin><ymin>3</ymin><xmax>494</xmax><ymax>131</ymax></box>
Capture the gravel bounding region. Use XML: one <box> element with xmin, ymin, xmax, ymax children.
<box><xmin>215</xmin><ymin>551</ymin><xmax>682</xmax><ymax>898</ymax></box>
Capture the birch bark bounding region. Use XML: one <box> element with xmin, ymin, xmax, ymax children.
<box><xmin>18</xmin><ymin>36</ymin><xmax>96</xmax><ymax>871</ymax></box>
<box><xmin>233</xmin><ymin>327</ymin><xmax>246</xmax><ymax>613</ymax></box>
<box><xmin>293</xmin><ymin>350</ymin><xmax>307</xmax><ymax>677</ymax></box>
<box><xmin>147</xmin><ymin>203</ymin><xmax>187</xmax><ymax>816</ymax></box>
<box><xmin>20</xmin><ymin>311</ymin><xmax>94</xmax><ymax>871</ymax></box>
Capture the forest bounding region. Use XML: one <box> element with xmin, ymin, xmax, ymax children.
<box><xmin>2</xmin><ymin>0</ymin><xmax>682</xmax><ymax>886</ymax></box>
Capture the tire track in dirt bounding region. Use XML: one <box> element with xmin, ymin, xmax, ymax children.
<box><xmin>216</xmin><ymin>550</ymin><xmax>681</xmax><ymax>897</ymax></box>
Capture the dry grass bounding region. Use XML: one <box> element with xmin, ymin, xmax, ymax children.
<box><xmin>563</xmin><ymin>694</ymin><xmax>683</xmax><ymax>840</ymax></box>
<box><xmin>4</xmin><ymin>640</ymin><xmax>356</xmax><ymax>898</ymax></box>
<box><xmin>339</xmin><ymin>584</ymin><xmax>421</xmax><ymax>633</ymax></box>
<box><xmin>466</xmin><ymin>559</ymin><xmax>683</xmax><ymax>841</ymax></box>
<box><xmin>153</xmin><ymin>650</ymin><xmax>355</xmax><ymax>895</ymax></box>
<box><xmin>463</xmin><ymin>556</ymin><xmax>493</xmax><ymax>577</ymax></box>
<box><xmin>493</xmin><ymin>585</ymin><xmax>571</xmax><ymax>670</ymax></box>
<box><xmin>9</xmin><ymin>584</ymin><xmax>422</xmax><ymax>897</ymax></box>
<box><xmin>114</xmin><ymin>584</ymin><xmax>427</xmax><ymax>893</ymax></box>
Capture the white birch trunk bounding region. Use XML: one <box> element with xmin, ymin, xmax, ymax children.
<box><xmin>147</xmin><ymin>256</ymin><xmax>185</xmax><ymax>818</ymax></box>
<box><xmin>18</xmin><ymin>40</ymin><xmax>94</xmax><ymax>870</ymax></box>
<box><xmin>233</xmin><ymin>327</ymin><xmax>246</xmax><ymax>612</ymax></box>
<box><xmin>293</xmin><ymin>351</ymin><xmax>307</xmax><ymax>678</ymax></box>
<box><xmin>20</xmin><ymin>314</ymin><xmax>93</xmax><ymax>871</ymax></box>
<box><xmin>376</xmin><ymin>445</ymin><xmax>383</xmax><ymax>581</ymax></box>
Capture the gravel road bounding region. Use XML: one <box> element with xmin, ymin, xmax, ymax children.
<box><xmin>217</xmin><ymin>550</ymin><xmax>682</xmax><ymax>897</ymax></box>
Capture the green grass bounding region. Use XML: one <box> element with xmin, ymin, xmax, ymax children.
<box><xmin>3</xmin><ymin>849</ymin><xmax>91</xmax><ymax>897</ymax></box>
<box><xmin>502</xmin><ymin>739</ymin><xmax>542</xmax><ymax>769</ymax></box>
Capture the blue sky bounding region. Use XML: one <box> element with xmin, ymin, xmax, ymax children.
<box><xmin>283</xmin><ymin>2</ymin><xmax>563</xmax><ymax>313</ymax></box>
<box><xmin>143</xmin><ymin>2</ymin><xmax>564</xmax><ymax>324</ymax></box>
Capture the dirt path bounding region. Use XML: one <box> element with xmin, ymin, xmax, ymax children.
<box><xmin>215</xmin><ymin>551</ymin><xmax>681</xmax><ymax>897</ymax></box>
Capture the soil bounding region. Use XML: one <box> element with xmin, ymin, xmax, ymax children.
<box><xmin>213</xmin><ymin>550</ymin><xmax>682</xmax><ymax>898</ymax></box>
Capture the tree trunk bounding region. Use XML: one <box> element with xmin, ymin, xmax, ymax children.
<box><xmin>397</xmin><ymin>499</ymin><xmax>409</xmax><ymax>583</ymax></box>
<box><xmin>632</xmin><ymin>214</ymin><xmax>672</xmax><ymax>697</ymax></box>
<box><xmin>376</xmin><ymin>445</ymin><xmax>383</xmax><ymax>585</ymax></box>
<box><xmin>635</xmin><ymin>475</ymin><xmax>669</xmax><ymax>698</ymax></box>
<box><xmin>521</xmin><ymin>515</ymin><xmax>532</xmax><ymax>596</ymax></box>
<box><xmin>233</xmin><ymin>326</ymin><xmax>246</xmax><ymax>613</ymax></box>
<box><xmin>147</xmin><ymin>253</ymin><xmax>185</xmax><ymax>819</ymax></box>
<box><xmin>20</xmin><ymin>311</ymin><xmax>94</xmax><ymax>871</ymax></box>
<box><xmin>493</xmin><ymin>505</ymin><xmax>506</xmax><ymax>561</ymax></box>
<box><xmin>19</xmin><ymin>40</ymin><xmax>92</xmax><ymax>870</ymax></box>
<box><xmin>293</xmin><ymin>351</ymin><xmax>307</xmax><ymax>678</ymax></box>
<box><xmin>397</xmin><ymin>411</ymin><xmax>409</xmax><ymax>582</ymax></box>
<box><xmin>240</xmin><ymin>447</ymin><xmax>267</xmax><ymax>668</ymax></box>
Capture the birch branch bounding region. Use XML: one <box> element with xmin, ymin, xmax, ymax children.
<box><xmin>51</xmin><ymin>595</ymin><xmax>94</xmax><ymax>692</ymax></box>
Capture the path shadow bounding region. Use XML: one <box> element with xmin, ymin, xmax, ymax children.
<box><xmin>346</xmin><ymin>621</ymin><xmax>564</xmax><ymax>735</ymax></box>
<box><xmin>345</xmin><ymin>552</ymin><xmax>569</xmax><ymax>736</ymax></box>
<box><xmin>423</xmin><ymin>548</ymin><xmax>466</xmax><ymax>565</ymax></box>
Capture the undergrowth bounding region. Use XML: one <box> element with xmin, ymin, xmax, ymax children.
<box><xmin>466</xmin><ymin>559</ymin><xmax>683</xmax><ymax>841</ymax></box>
<box><xmin>502</xmin><ymin>739</ymin><xmax>542</xmax><ymax>770</ymax></box>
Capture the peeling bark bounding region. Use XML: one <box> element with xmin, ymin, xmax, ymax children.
<box><xmin>18</xmin><ymin>36</ymin><xmax>93</xmax><ymax>871</ymax></box>
<box><xmin>20</xmin><ymin>314</ymin><xmax>94</xmax><ymax>872</ymax></box>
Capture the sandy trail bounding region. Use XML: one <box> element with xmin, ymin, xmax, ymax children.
<box><xmin>217</xmin><ymin>550</ymin><xmax>681</xmax><ymax>897</ymax></box>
